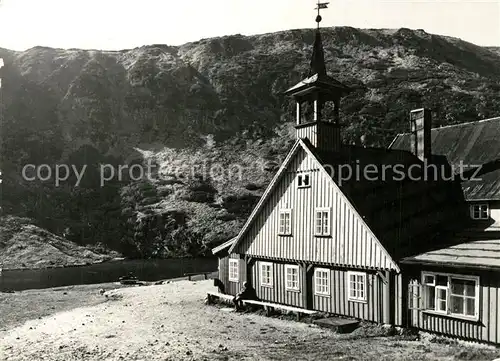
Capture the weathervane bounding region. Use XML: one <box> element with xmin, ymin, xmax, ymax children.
<box><xmin>315</xmin><ymin>1</ymin><xmax>329</xmax><ymax>28</ymax></box>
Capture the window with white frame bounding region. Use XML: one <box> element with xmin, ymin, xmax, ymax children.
<box><xmin>347</xmin><ymin>271</ymin><xmax>367</xmax><ymax>302</ymax></box>
<box><xmin>260</xmin><ymin>262</ymin><xmax>273</xmax><ymax>287</ymax></box>
<box><xmin>470</xmin><ymin>203</ymin><xmax>489</xmax><ymax>220</ymax></box>
<box><xmin>314</xmin><ymin>268</ymin><xmax>330</xmax><ymax>296</ymax></box>
<box><xmin>315</xmin><ymin>208</ymin><xmax>331</xmax><ymax>236</ymax></box>
<box><xmin>297</xmin><ymin>173</ymin><xmax>311</xmax><ymax>188</ymax></box>
<box><xmin>228</xmin><ymin>259</ymin><xmax>239</xmax><ymax>282</ymax></box>
<box><xmin>422</xmin><ymin>272</ymin><xmax>479</xmax><ymax>319</ymax></box>
<box><xmin>285</xmin><ymin>265</ymin><xmax>300</xmax><ymax>291</ymax></box>
<box><xmin>278</xmin><ymin>209</ymin><xmax>292</xmax><ymax>235</ymax></box>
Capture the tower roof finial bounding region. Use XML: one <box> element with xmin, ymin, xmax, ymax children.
<box><xmin>310</xmin><ymin>1</ymin><xmax>329</xmax><ymax>77</ymax></box>
<box><xmin>315</xmin><ymin>1</ymin><xmax>329</xmax><ymax>29</ymax></box>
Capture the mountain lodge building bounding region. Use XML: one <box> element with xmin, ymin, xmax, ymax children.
<box><xmin>211</xmin><ymin>13</ymin><xmax>500</xmax><ymax>344</ymax></box>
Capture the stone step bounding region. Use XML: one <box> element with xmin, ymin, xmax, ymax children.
<box><xmin>312</xmin><ymin>317</ymin><xmax>360</xmax><ymax>333</ymax></box>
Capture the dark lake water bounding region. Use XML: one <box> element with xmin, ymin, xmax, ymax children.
<box><xmin>0</xmin><ymin>258</ymin><xmax>217</xmax><ymax>292</ymax></box>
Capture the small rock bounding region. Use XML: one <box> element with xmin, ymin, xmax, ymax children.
<box><xmin>186</xmin><ymin>350</ymin><xmax>192</xmax><ymax>356</ymax></box>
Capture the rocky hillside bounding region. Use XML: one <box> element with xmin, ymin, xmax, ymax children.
<box><xmin>0</xmin><ymin>216</ymin><xmax>119</xmax><ymax>270</ymax></box>
<box><xmin>1</xmin><ymin>27</ymin><xmax>500</xmax><ymax>258</ymax></box>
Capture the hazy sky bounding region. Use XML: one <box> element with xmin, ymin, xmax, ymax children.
<box><xmin>0</xmin><ymin>0</ymin><xmax>499</xmax><ymax>51</ymax></box>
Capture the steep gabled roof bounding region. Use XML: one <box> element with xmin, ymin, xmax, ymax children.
<box><xmin>390</xmin><ymin>116</ymin><xmax>500</xmax><ymax>201</ymax></box>
<box><xmin>312</xmin><ymin>144</ymin><xmax>468</xmax><ymax>260</ymax></box>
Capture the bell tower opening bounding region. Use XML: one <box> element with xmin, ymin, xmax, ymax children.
<box><xmin>284</xmin><ymin>2</ymin><xmax>350</xmax><ymax>152</ymax></box>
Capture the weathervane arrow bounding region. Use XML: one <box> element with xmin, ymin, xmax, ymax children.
<box><xmin>315</xmin><ymin>1</ymin><xmax>329</xmax><ymax>27</ymax></box>
<box><xmin>315</xmin><ymin>2</ymin><xmax>329</xmax><ymax>10</ymax></box>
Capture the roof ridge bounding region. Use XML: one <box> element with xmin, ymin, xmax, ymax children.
<box><xmin>432</xmin><ymin>116</ymin><xmax>500</xmax><ymax>131</ymax></box>
<box><xmin>394</xmin><ymin>115</ymin><xmax>500</xmax><ymax>137</ymax></box>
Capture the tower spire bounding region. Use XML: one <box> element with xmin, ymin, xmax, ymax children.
<box><xmin>310</xmin><ymin>2</ymin><xmax>329</xmax><ymax>77</ymax></box>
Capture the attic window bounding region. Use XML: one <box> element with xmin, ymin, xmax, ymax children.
<box><xmin>470</xmin><ymin>203</ymin><xmax>489</xmax><ymax>220</ymax></box>
<box><xmin>297</xmin><ymin>173</ymin><xmax>311</xmax><ymax>188</ymax></box>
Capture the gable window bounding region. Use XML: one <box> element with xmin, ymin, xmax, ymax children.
<box><xmin>470</xmin><ymin>203</ymin><xmax>489</xmax><ymax>220</ymax></box>
<box><xmin>422</xmin><ymin>272</ymin><xmax>479</xmax><ymax>319</ymax></box>
<box><xmin>260</xmin><ymin>262</ymin><xmax>273</xmax><ymax>287</ymax></box>
<box><xmin>314</xmin><ymin>268</ymin><xmax>330</xmax><ymax>296</ymax></box>
<box><xmin>278</xmin><ymin>209</ymin><xmax>292</xmax><ymax>235</ymax></box>
<box><xmin>315</xmin><ymin>208</ymin><xmax>331</xmax><ymax>236</ymax></box>
<box><xmin>285</xmin><ymin>265</ymin><xmax>300</xmax><ymax>291</ymax></box>
<box><xmin>347</xmin><ymin>271</ymin><xmax>367</xmax><ymax>302</ymax></box>
<box><xmin>228</xmin><ymin>259</ymin><xmax>239</xmax><ymax>282</ymax></box>
<box><xmin>297</xmin><ymin>173</ymin><xmax>311</xmax><ymax>188</ymax></box>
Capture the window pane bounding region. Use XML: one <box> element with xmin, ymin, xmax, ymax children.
<box><xmin>436</xmin><ymin>288</ymin><xmax>447</xmax><ymax>311</ymax></box>
<box><xmin>451</xmin><ymin>295</ymin><xmax>464</xmax><ymax>314</ymax></box>
<box><xmin>437</xmin><ymin>288</ymin><xmax>447</xmax><ymax>300</ymax></box>
<box><xmin>451</xmin><ymin>280</ymin><xmax>465</xmax><ymax>295</ymax></box>
<box><xmin>436</xmin><ymin>275</ymin><xmax>447</xmax><ymax>286</ymax></box>
<box><xmin>425</xmin><ymin>286</ymin><xmax>435</xmax><ymax>309</ymax></box>
<box><xmin>424</xmin><ymin>275</ymin><xmax>435</xmax><ymax>285</ymax></box>
<box><xmin>465</xmin><ymin>281</ymin><xmax>476</xmax><ymax>297</ymax></box>
<box><xmin>466</xmin><ymin>298</ymin><xmax>475</xmax><ymax>316</ymax></box>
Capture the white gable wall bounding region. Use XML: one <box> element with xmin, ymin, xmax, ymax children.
<box><xmin>235</xmin><ymin>145</ymin><xmax>398</xmax><ymax>271</ymax></box>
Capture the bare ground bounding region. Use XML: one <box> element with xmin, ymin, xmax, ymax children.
<box><xmin>1</xmin><ymin>280</ymin><xmax>500</xmax><ymax>361</ymax></box>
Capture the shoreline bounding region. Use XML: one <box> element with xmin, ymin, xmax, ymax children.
<box><xmin>1</xmin><ymin>256</ymin><xmax>217</xmax><ymax>272</ymax></box>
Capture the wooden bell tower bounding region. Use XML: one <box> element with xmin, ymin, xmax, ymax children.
<box><xmin>284</xmin><ymin>2</ymin><xmax>350</xmax><ymax>152</ymax></box>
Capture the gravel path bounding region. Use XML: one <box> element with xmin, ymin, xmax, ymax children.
<box><xmin>1</xmin><ymin>280</ymin><xmax>499</xmax><ymax>361</ymax></box>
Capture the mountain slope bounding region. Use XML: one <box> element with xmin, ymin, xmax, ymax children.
<box><xmin>0</xmin><ymin>216</ymin><xmax>119</xmax><ymax>270</ymax></box>
<box><xmin>1</xmin><ymin>27</ymin><xmax>500</xmax><ymax>258</ymax></box>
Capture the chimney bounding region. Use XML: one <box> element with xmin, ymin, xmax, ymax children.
<box><xmin>409</xmin><ymin>108</ymin><xmax>431</xmax><ymax>161</ymax></box>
